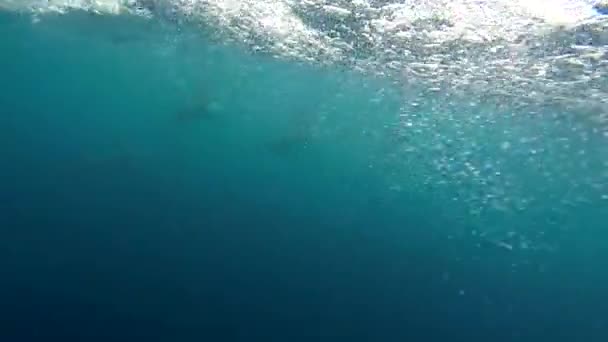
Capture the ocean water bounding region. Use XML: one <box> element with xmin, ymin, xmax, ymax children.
<box><xmin>1</xmin><ymin>1</ymin><xmax>608</xmax><ymax>341</ymax></box>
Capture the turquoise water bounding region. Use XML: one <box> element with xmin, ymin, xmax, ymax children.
<box><xmin>1</xmin><ymin>9</ymin><xmax>607</xmax><ymax>341</ymax></box>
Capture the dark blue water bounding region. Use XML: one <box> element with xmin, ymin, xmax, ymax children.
<box><xmin>1</xmin><ymin>11</ymin><xmax>607</xmax><ymax>341</ymax></box>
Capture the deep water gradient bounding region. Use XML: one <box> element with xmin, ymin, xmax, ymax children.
<box><xmin>1</xmin><ymin>11</ymin><xmax>607</xmax><ymax>342</ymax></box>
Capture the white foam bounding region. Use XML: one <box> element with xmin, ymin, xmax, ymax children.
<box><xmin>0</xmin><ymin>0</ymin><xmax>124</xmax><ymax>13</ymax></box>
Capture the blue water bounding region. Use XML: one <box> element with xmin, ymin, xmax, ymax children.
<box><xmin>1</xmin><ymin>10</ymin><xmax>607</xmax><ymax>341</ymax></box>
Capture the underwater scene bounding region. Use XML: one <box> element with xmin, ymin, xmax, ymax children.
<box><xmin>1</xmin><ymin>0</ymin><xmax>608</xmax><ymax>341</ymax></box>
